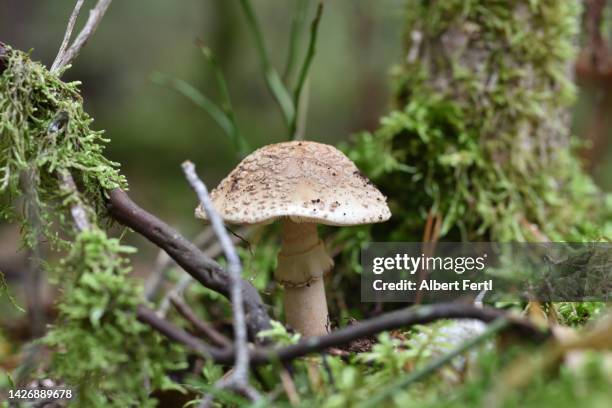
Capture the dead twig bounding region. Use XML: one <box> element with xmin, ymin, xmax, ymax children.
<box><xmin>58</xmin><ymin>169</ymin><xmax>91</xmax><ymax>232</ymax></box>
<box><xmin>157</xmin><ymin>274</ymin><xmax>193</xmax><ymax>317</ymax></box>
<box><xmin>181</xmin><ymin>161</ymin><xmax>260</xmax><ymax>403</ymax></box>
<box><xmin>170</xmin><ymin>294</ymin><xmax>231</xmax><ymax>348</ymax></box>
<box><xmin>137</xmin><ymin>305</ymin><xmax>220</xmax><ymax>357</ymax></box>
<box><xmin>51</xmin><ymin>0</ymin><xmax>85</xmax><ymax>72</ymax></box>
<box><xmin>51</xmin><ymin>0</ymin><xmax>113</xmax><ymax>73</ymax></box>
<box><xmin>137</xmin><ymin>303</ymin><xmax>549</xmax><ymax>366</ymax></box>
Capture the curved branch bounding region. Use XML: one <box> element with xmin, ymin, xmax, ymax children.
<box><xmin>138</xmin><ymin>303</ymin><xmax>549</xmax><ymax>366</ymax></box>
<box><xmin>106</xmin><ymin>188</ymin><xmax>272</xmax><ymax>340</ymax></box>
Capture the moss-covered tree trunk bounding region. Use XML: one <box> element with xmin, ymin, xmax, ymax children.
<box><xmin>401</xmin><ymin>1</ymin><xmax>575</xmax><ymax>159</ymax></box>
<box><xmin>351</xmin><ymin>0</ymin><xmax>607</xmax><ymax>242</ymax></box>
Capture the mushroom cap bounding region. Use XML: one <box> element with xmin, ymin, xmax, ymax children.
<box><xmin>195</xmin><ymin>141</ymin><xmax>391</xmax><ymax>226</ymax></box>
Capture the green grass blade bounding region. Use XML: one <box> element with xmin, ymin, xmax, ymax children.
<box><xmin>151</xmin><ymin>72</ymin><xmax>235</xmax><ymax>147</ymax></box>
<box><xmin>199</xmin><ymin>44</ymin><xmax>250</xmax><ymax>158</ymax></box>
<box><xmin>283</xmin><ymin>0</ymin><xmax>310</xmax><ymax>81</ymax></box>
<box><xmin>238</xmin><ymin>0</ymin><xmax>295</xmax><ymax>127</ymax></box>
<box><xmin>290</xmin><ymin>2</ymin><xmax>323</xmax><ymax>139</ymax></box>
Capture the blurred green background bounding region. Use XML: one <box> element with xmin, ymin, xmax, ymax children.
<box><xmin>1</xmin><ymin>0</ymin><xmax>408</xmax><ymax>229</ymax></box>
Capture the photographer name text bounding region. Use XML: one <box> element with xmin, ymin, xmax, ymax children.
<box><xmin>372</xmin><ymin>279</ymin><xmax>493</xmax><ymax>292</ymax></box>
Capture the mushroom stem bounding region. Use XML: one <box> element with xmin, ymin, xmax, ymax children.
<box><xmin>276</xmin><ymin>219</ymin><xmax>333</xmax><ymax>337</ymax></box>
<box><xmin>284</xmin><ymin>280</ymin><xmax>328</xmax><ymax>337</ymax></box>
<box><xmin>280</xmin><ymin>220</ymin><xmax>319</xmax><ymax>254</ymax></box>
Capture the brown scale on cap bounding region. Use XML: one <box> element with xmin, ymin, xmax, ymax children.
<box><xmin>196</xmin><ymin>141</ymin><xmax>391</xmax><ymax>226</ymax></box>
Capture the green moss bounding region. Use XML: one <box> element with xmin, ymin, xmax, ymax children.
<box><xmin>345</xmin><ymin>0</ymin><xmax>610</xmax><ymax>242</ymax></box>
<box><xmin>0</xmin><ymin>46</ymin><xmax>127</xmax><ymax>244</ymax></box>
<box><xmin>43</xmin><ymin>229</ymin><xmax>186</xmax><ymax>407</ymax></box>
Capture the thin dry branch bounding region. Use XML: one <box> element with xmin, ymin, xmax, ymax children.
<box><xmin>157</xmin><ymin>273</ymin><xmax>194</xmax><ymax>317</ymax></box>
<box><xmin>181</xmin><ymin>161</ymin><xmax>259</xmax><ymax>403</ymax></box>
<box><xmin>52</xmin><ymin>0</ymin><xmax>113</xmax><ymax>73</ymax></box>
<box><xmin>59</xmin><ymin>170</ymin><xmax>91</xmax><ymax>232</ymax></box>
<box><xmin>170</xmin><ymin>294</ymin><xmax>231</xmax><ymax>348</ymax></box>
<box><xmin>137</xmin><ymin>303</ymin><xmax>549</xmax><ymax>366</ymax></box>
<box><xmin>51</xmin><ymin>0</ymin><xmax>85</xmax><ymax>72</ymax></box>
<box><xmin>137</xmin><ymin>305</ymin><xmax>220</xmax><ymax>357</ymax></box>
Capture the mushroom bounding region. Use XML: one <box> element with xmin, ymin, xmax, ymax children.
<box><xmin>195</xmin><ymin>141</ymin><xmax>391</xmax><ymax>336</ymax></box>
